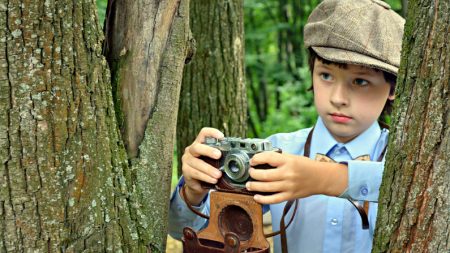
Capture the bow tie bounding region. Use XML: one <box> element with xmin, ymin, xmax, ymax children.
<box><xmin>315</xmin><ymin>153</ymin><xmax>371</xmax><ymax>163</ymax></box>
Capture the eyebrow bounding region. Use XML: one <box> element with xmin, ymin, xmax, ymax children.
<box><xmin>315</xmin><ymin>63</ymin><xmax>331</xmax><ymax>69</ymax></box>
<box><xmin>352</xmin><ymin>71</ymin><xmax>372</xmax><ymax>75</ymax></box>
<box><xmin>351</xmin><ymin>68</ymin><xmax>378</xmax><ymax>76</ymax></box>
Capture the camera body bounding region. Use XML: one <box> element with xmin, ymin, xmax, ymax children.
<box><xmin>200</xmin><ymin>137</ymin><xmax>280</xmax><ymax>195</ymax></box>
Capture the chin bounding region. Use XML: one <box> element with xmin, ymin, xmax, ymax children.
<box><xmin>326</xmin><ymin>125</ymin><xmax>359</xmax><ymax>142</ymax></box>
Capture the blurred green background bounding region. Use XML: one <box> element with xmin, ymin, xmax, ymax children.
<box><xmin>96</xmin><ymin>0</ymin><xmax>405</xmax><ymax>187</ymax></box>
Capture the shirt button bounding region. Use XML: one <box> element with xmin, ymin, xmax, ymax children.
<box><xmin>330</xmin><ymin>218</ymin><xmax>338</xmax><ymax>226</ymax></box>
<box><xmin>360</xmin><ymin>187</ymin><xmax>369</xmax><ymax>196</ymax></box>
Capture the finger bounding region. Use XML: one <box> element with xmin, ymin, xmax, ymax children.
<box><xmin>250</xmin><ymin>151</ymin><xmax>285</xmax><ymax>167</ymax></box>
<box><xmin>186</xmin><ymin>143</ymin><xmax>222</xmax><ymax>160</ymax></box>
<box><xmin>248</xmin><ymin>167</ymin><xmax>284</xmax><ymax>182</ymax></box>
<box><xmin>195</xmin><ymin>127</ymin><xmax>225</xmax><ymax>142</ymax></box>
<box><xmin>183</xmin><ymin>163</ymin><xmax>220</xmax><ymax>185</ymax></box>
<box><xmin>183</xmin><ymin>156</ymin><xmax>222</xmax><ymax>179</ymax></box>
<box><xmin>187</xmin><ymin>156</ymin><xmax>223</xmax><ymax>178</ymax></box>
<box><xmin>246</xmin><ymin>180</ymin><xmax>287</xmax><ymax>193</ymax></box>
<box><xmin>253</xmin><ymin>192</ymin><xmax>293</xmax><ymax>205</ymax></box>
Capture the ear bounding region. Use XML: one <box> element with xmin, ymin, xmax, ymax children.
<box><xmin>388</xmin><ymin>94</ymin><xmax>395</xmax><ymax>100</ymax></box>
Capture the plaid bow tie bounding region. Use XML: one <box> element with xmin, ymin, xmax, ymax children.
<box><xmin>315</xmin><ymin>153</ymin><xmax>371</xmax><ymax>162</ymax></box>
<box><xmin>315</xmin><ymin>153</ymin><xmax>371</xmax><ymax>230</ymax></box>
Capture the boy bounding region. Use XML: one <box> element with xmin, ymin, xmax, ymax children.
<box><xmin>168</xmin><ymin>0</ymin><xmax>405</xmax><ymax>252</ymax></box>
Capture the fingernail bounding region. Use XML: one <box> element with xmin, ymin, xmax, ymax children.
<box><xmin>213</xmin><ymin>150</ymin><xmax>221</xmax><ymax>158</ymax></box>
<box><xmin>245</xmin><ymin>182</ymin><xmax>250</xmax><ymax>190</ymax></box>
<box><xmin>215</xmin><ymin>170</ymin><xmax>222</xmax><ymax>178</ymax></box>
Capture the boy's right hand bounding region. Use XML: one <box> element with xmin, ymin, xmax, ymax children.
<box><xmin>181</xmin><ymin>127</ymin><xmax>224</xmax><ymax>205</ymax></box>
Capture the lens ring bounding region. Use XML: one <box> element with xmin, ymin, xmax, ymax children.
<box><xmin>224</xmin><ymin>151</ymin><xmax>250</xmax><ymax>183</ymax></box>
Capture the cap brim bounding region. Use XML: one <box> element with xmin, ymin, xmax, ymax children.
<box><xmin>312</xmin><ymin>46</ymin><xmax>398</xmax><ymax>75</ymax></box>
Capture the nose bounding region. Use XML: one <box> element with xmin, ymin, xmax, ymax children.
<box><xmin>330</xmin><ymin>83</ymin><xmax>349</xmax><ymax>107</ymax></box>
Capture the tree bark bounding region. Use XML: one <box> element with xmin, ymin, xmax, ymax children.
<box><xmin>1</xmin><ymin>0</ymin><xmax>191</xmax><ymax>251</ymax></box>
<box><xmin>104</xmin><ymin>0</ymin><xmax>191</xmax><ymax>251</ymax></box>
<box><xmin>373</xmin><ymin>0</ymin><xmax>449</xmax><ymax>252</ymax></box>
<box><xmin>1</xmin><ymin>0</ymin><xmax>138</xmax><ymax>251</ymax></box>
<box><xmin>176</xmin><ymin>0</ymin><xmax>246</xmax><ymax>174</ymax></box>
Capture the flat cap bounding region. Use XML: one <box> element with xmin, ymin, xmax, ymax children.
<box><xmin>304</xmin><ymin>0</ymin><xmax>405</xmax><ymax>74</ymax></box>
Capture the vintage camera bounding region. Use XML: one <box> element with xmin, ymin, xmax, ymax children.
<box><xmin>200</xmin><ymin>137</ymin><xmax>280</xmax><ymax>194</ymax></box>
<box><xmin>183</xmin><ymin>137</ymin><xmax>281</xmax><ymax>252</ymax></box>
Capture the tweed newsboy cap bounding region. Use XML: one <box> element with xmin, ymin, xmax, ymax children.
<box><xmin>304</xmin><ymin>0</ymin><xmax>405</xmax><ymax>75</ymax></box>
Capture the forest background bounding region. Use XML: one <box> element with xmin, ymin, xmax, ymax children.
<box><xmin>97</xmin><ymin>0</ymin><xmax>405</xmax><ymax>186</ymax></box>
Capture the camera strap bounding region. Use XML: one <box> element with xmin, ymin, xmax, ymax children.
<box><xmin>181</xmin><ymin>184</ymin><xmax>210</xmax><ymax>220</ymax></box>
<box><xmin>264</xmin><ymin>199</ymin><xmax>298</xmax><ymax>253</ymax></box>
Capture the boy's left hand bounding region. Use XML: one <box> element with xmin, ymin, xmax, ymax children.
<box><xmin>246</xmin><ymin>152</ymin><xmax>348</xmax><ymax>204</ymax></box>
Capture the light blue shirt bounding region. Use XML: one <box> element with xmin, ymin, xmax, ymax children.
<box><xmin>168</xmin><ymin>117</ymin><xmax>388</xmax><ymax>253</ymax></box>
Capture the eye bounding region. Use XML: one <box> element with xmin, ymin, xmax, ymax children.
<box><xmin>319</xmin><ymin>73</ymin><xmax>333</xmax><ymax>81</ymax></box>
<box><xmin>354</xmin><ymin>78</ymin><xmax>369</xmax><ymax>86</ymax></box>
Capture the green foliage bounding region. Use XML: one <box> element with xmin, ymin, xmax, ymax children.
<box><xmin>97</xmin><ymin>0</ymin><xmax>107</xmax><ymax>27</ymax></box>
<box><xmin>245</xmin><ymin>0</ymin><xmax>319</xmax><ymax>138</ymax></box>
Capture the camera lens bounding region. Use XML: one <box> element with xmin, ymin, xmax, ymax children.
<box><xmin>224</xmin><ymin>151</ymin><xmax>250</xmax><ymax>183</ymax></box>
<box><xmin>228</xmin><ymin>160</ymin><xmax>240</xmax><ymax>173</ymax></box>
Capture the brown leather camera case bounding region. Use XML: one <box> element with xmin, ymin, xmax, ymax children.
<box><xmin>182</xmin><ymin>191</ymin><xmax>270</xmax><ymax>253</ymax></box>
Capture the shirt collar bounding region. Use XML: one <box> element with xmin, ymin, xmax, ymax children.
<box><xmin>344</xmin><ymin>121</ymin><xmax>381</xmax><ymax>159</ymax></box>
<box><xmin>310</xmin><ymin>117</ymin><xmax>339</xmax><ymax>159</ymax></box>
<box><xmin>310</xmin><ymin>117</ymin><xmax>381</xmax><ymax>160</ymax></box>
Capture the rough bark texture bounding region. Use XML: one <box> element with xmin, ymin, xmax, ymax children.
<box><xmin>373</xmin><ymin>0</ymin><xmax>449</xmax><ymax>252</ymax></box>
<box><xmin>104</xmin><ymin>0</ymin><xmax>191</xmax><ymax>252</ymax></box>
<box><xmin>0</xmin><ymin>0</ymin><xmax>140</xmax><ymax>251</ymax></box>
<box><xmin>176</xmin><ymin>0</ymin><xmax>246</xmax><ymax>174</ymax></box>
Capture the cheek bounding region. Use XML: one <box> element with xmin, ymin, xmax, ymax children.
<box><xmin>313</xmin><ymin>84</ymin><xmax>327</xmax><ymax>111</ymax></box>
<box><xmin>354</xmin><ymin>93</ymin><xmax>388</xmax><ymax>120</ymax></box>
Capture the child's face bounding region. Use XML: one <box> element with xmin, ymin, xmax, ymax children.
<box><xmin>313</xmin><ymin>59</ymin><xmax>394</xmax><ymax>143</ymax></box>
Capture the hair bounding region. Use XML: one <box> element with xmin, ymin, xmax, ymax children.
<box><xmin>307</xmin><ymin>48</ymin><xmax>396</xmax><ymax>118</ymax></box>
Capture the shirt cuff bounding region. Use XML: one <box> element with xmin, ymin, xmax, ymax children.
<box><xmin>338</xmin><ymin>160</ymin><xmax>384</xmax><ymax>202</ymax></box>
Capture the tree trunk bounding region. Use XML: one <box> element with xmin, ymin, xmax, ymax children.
<box><xmin>104</xmin><ymin>0</ymin><xmax>191</xmax><ymax>252</ymax></box>
<box><xmin>176</xmin><ymin>0</ymin><xmax>246</xmax><ymax>174</ymax></box>
<box><xmin>373</xmin><ymin>0</ymin><xmax>449</xmax><ymax>252</ymax></box>
<box><xmin>1</xmin><ymin>0</ymin><xmax>139</xmax><ymax>251</ymax></box>
<box><xmin>1</xmin><ymin>0</ymin><xmax>191</xmax><ymax>251</ymax></box>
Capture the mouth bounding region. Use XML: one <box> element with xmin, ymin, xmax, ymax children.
<box><xmin>329</xmin><ymin>113</ymin><xmax>352</xmax><ymax>123</ymax></box>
